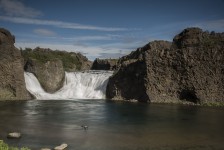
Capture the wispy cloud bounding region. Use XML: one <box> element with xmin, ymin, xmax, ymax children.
<box><xmin>194</xmin><ymin>19</ymin><xmax>224</xmax><ymax>32</ymax></box>
<box><xmin>0</xmin><ymin>0</ymin><xmax>42</xmax><ymax>17</ymax></box>
<box><xmin>0</xmin><ymin>16</ymin><xmax>128</xmax><ymax>32</ymax></box>
<box><xmin>62</xmin><ymin>35</ymin><xmax>113</xmax><ymax>42</ymax></box>
<box><xmin>33</xmin><ymin>28</ymin><xmax>57</xmax><ymax>37</ymax></box>
<box><xmin>15</xmin><ymin>39</ymin><xmax>137</xmax><ymax>60</ymax></box>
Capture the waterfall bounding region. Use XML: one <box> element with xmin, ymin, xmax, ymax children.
<box><xmin>24</xmin><ymin>71</ymin><xmax>113</xmax><ymax>100</ymax></box>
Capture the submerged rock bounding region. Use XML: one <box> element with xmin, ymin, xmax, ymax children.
<box><xmin>7</xmin><ymin>132</ymin><xmax>21</xmax><ymax>139</ymax></box>
<box><xmin>54</xmin><ymin>143</ymin><xmax>68</xmax><ymax>150</ymax></box>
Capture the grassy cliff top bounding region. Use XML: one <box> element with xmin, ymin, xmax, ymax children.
<box><xmin>21</xmin><ymin>47</ymin><xmax>89</xmax><ymax>71</ymax></box>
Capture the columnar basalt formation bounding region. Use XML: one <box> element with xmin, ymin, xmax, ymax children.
<box><xmin>107</xmin><ymin>28</ymin><xmax>224</xmax><ymax>104</ymax></box>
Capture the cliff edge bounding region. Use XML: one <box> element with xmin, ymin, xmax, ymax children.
<box><xmin>0</xmin><ymin>28</ymin><xmax>31</xmax><ymax>100</ymax></box>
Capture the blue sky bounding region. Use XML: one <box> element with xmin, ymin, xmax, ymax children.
<box><xmin>0</xmin><ymin>0</ymin><xmax>223</xmax><ymax>60</ymax></box>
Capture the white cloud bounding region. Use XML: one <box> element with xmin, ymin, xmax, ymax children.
<box><xmin>62</xmin><ymin>35</ymin><xmax>112</xmax><ymax>42</ymax></box>
<box><xmin>0</xmin><ymin>16</ymin><xmax>128</xmax><ymax>32</ymax></box>
<box><xmin>0</xmin><ymin>0</ymin><xmax>42</xmax><ymax>17</ymax></box>
<box><xmin>33</xmin><ymin>28</ymin><xmax>57</xmax><ymax>37</ymax></box>
<box><xmin>15</xmin><ymin>40</ymin><xmax>135</xmax><ymax>60</ymax></box>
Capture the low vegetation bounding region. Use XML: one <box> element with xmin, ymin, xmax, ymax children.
<box><xmin>21</xmin><ymin>47</ymin><xmax>88</xmax><ymax>71</ymax></box>
<box><xmin>0</xmin><ymin>140</ymin><xmax>30</xmax><ymax>150</ymax></box>
<box><xmin>201</xmin><ymin>31</ymin><xmax>224</xmax><ymax>48</ymax></box>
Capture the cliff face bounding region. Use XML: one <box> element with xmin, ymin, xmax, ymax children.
<box><xmin>91</xmin><ymin>58</ymin><xmax>118</xmax><ymax>70</ymax></box>
<box><xmin>0</xmin><ymin>28</ymin><xmax>31</xmax><ymax>100</ymax></box>
<box><xmin>106</xmin><ymin>28</ymin><xmax>224</xmax><ymax>104</ymax></box>
<box><xmin>25</xmin><ymin>58</ymin><xmax>65</xmax><ymax>93</ymax></box>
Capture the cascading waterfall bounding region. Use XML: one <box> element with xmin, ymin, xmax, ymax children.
<box><xmin>24</xmin><ymin>71</ymin><xmax>113</xmax><ymax>100</ymax></box>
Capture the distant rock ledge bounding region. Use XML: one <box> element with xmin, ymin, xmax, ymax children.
<box><xmin>106</xmin><ymin>27</ymin><xmax>224</xmax><ymax>105</ymax></box>
<box><xmin>91</xmin><ymin>58</ymin><xmax>118</xmax><ymax>70</ymax></box>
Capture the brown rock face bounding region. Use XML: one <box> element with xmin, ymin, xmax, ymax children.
<box><xmin>106</xmin><ymin>28</ymin><xmax>224</xmax><ymax>104</ymax></box>
<box><xmin>25</xmin><ymin>58</ymin><xmax>65</xmax><ymax>93</ymax></box>
<box><xmin>0</xmin><ymin>28</ymin><xmax>31</xmax><ymax>100</ymax></box>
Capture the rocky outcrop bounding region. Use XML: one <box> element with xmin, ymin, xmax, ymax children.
<box><xmin>106</xmin><ymin>28</ymin><xmax>224</xmax><ymax>104</ymax></box>
<box><xmin>25</xmin><ymin>58</ymin><xmax>65</xmax><ymax>93</ymax></box>
<box><xmin>91</xmin><ymin>58</ymin><xmax>118</xmax><ymax>70</ymax></box>
<box><xmin>0</xmin><ymin>28</ymin><xmax>31</xmax><ymax>100</ymax></box>
<box><xmin>75</xmin><ymin>52</ymin><xmax>92</xmax><ymax>71</ymax></box>
<box><xmin>22</xmin><ymin>47</ymin><xmax>92</xmax><ymax>93</ymax></box>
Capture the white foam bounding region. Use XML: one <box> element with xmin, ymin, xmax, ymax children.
<box><xmin>24</xmin><ymin>71</ymin><xmax>113</xmax><ymax>100</ymax></box>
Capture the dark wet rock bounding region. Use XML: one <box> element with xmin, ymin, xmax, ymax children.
<box><xmin>0</xmin><ymin>28</ymin><xmax>31</xmax><ymax>100</ymax></box>
<box><xmin>106</xmin><ymin>28</ymin><xmax>224</xmax><ymax>104</ymax></box>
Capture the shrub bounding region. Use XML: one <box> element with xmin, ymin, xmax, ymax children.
<box><xmin>21</xmin><ymin>47</ymin><xmax>86</xmax><ymax>71</ymax></box>
<box><xmin>0</xmin><ymin>140</ymin><xmax>30</xmax><ymax>150</ymax></box>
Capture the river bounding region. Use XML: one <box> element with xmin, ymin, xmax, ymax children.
<box><xmin>0</xmin><ymin>99</ymin><xmax>224</xmax><ymax>150</ymax></box>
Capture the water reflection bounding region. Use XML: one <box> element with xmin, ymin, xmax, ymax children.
<box><xmin>0</xmin><ymin>100</ymin><xmax>224</xmax><ymax>150</ymax></box>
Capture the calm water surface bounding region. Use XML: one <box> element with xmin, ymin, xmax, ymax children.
<box><xmin>0</xmin><ymin>100</ymin><xmax>224</xmax><ymax>150</ymax></box>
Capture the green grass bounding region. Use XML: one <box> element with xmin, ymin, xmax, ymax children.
<box><xmin>21</xmin><ymin>47</ymin><xmax>86</xmax><ymax>71</ymax></box>
<box><xmin>0</xmin><ymin>140</ymin><xmax>30</xmax><ymax>150</ymax></box>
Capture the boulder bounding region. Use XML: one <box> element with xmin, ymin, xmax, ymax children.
<box><xmin>7</xmin><ymin>132</ymin><xmax>21</xmax><ymax>139</ymax></box>
<box><xmin>25</xmin><ymin>58</ymin><xmax>65</xmax><ymax>93</ymax></box>
<box><xmin>54</xmin><ymin>143</ymin><xmax>68</xmax><ymax>150</ymax></box>
<box><xmin>106</xmin><ymin>28</ymin><xmax>224</xmax><ymax>104</ymax></box>
<box><xmin>0</xmin><ymin>28</ymin><xmax>31</xmax><ymax>100</ymax></box>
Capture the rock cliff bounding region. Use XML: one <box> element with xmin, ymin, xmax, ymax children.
<box><xmin>25</xmin><ymin>58</ymin><xmax>65</xmax><ymax>93</ymax></box>
<box><xmin>22</xmin><ymin>47</ymin><xmax>92</xmax><ymax>93</ymax></box>
<box><xmin>0</xmin><ymin>28</ymin><xmax>31</xmax><ymax>100</ymax></box>
<box><xmin>106</xmin><ymin>28</ymin><xmax>224</xmax><ymax>104</ymax></box>
<box><xmin>91</xmin><ymin>58</ymin><xmax>118</xmax><ymax>70</ymax></box>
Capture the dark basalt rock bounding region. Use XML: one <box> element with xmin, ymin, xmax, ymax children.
<box><xmin>0</xmin><ymin>28</ymin><xmax>31</xmax><ymax>100</ymax></box>
<box><xmin>106</xmin><ymin>28</ymin><xmax>224</xmax><ymax>104</ymax></box>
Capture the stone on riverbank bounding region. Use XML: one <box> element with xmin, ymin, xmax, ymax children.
<box><xmin>7</xmin><ymin>132</ymin><xmax>21</xmax><ymax>139</ymax></box>
<box><xmin>54</xmin><ymin>143</ymin><xmax>68</xmax><ymax>150</ymax></box>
